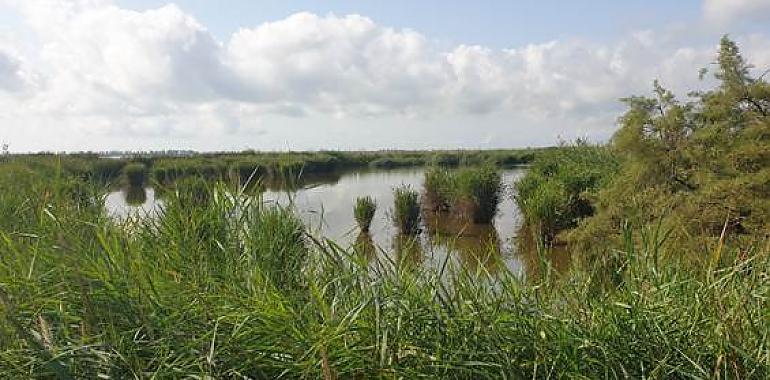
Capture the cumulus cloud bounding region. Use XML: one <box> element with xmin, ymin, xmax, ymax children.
<box><xmin>0</xmin><ymin>50</ymin><xmax>26</xmax><ymax>92</ymax></box>
<box><xmin>703</xmin><ymin>0</ymin><xmax>770</xmax><ymax>25</ymax></box>
<box><xmin>0</xmin><ymin>0</ymin><xmax>768</xmax><ymax>151</ymax></box>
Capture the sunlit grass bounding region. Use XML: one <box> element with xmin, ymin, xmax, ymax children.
<box><xmin>0</xmin><ymin>160</ymin><xmax>767</xmax><ymax>378</ymax></box>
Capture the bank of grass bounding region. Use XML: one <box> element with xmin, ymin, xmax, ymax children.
<box><xmin>3</xmin><ymin>148</ymin><xmax>540</xmax><ymax>189</ymax></box>
<box><xmin>0</xmin><ymin>170</ymin><xmax>768</xmax><ymax>378</ymax></box>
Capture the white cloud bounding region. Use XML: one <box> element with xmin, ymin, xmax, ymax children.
<box><xmin>0</xmin><ymin>0</ymin><xmax>768</xmax><ymax>151</ymax></box>
<box><xmin>704</xmin><ymin>0</ymin><xmax>770</xmax><ymax>25</ymax></box>
<box><xmin>0</xmin><ymin>49</ymin><xmax>26</xmax><ymax>92</ymax></box>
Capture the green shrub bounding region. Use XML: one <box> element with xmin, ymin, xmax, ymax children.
<box><xmin>423</xmin><ymin>166</ymin><xmax>502</xmax><ymax>223</ymax></box>
<box><xmin>353</xmin><ymin>196</ymin><xmax>377</xmax><ymax>232</ymax></box>
<box><xmin>515</xmin><ymin>143</ymin><xmax>619</xmax><ymax>241</ymax></box>
<box><xmin>454</xmin><ymin>165</ymin><xmax>502</xmax><ymax>223</ymax></box>
<box><xmin>123</xmin><ymin>162</ymin><xmax>147</xmax><ymax>187</ymax></box>
<box><xmin>393</xmin><ymin>185</ymin><xmax>421</xmax><ymax>235</ymax></box>
<box><xmin>423</xmin><ymin>167</ymin><xmax>453</xmax><ymax>212</ymax></box>
<box><xmin>91</xmin><ymin>158</ymin><xmax>127</xmax><ymax>181</ymax></box>
<box><xmin>174</xmin><ymin>176</ymin><xmax>211</xmax><ymax>207</ymax></box>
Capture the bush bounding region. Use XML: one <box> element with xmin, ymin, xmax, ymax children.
<box><xmin>423</xmin><ymin>167</ymin><xmax>453</xmax><ymax>212</ymax></box>
<box><xmin>353</xmin><ymin>196</ymin><xmax>377</xmax><ymax>232</ymax></box>
<box><xmin>91</xmin><ymin>158</ymin><xmax>127</xmax><ymax>181</ymax></box>
<box><xmin>515</xmin><ymin>143</ymin><xmax>619</xmax><ymax>241</ymax></box>
<box><xmin>174</xmin><ymin>176</ymin><xmax>211</xmax><ymax>207</ymax></box>
<box><xmin>393</xmin><ymin>185</ymin><xmax>421</xmax><ymax>235</ymax></box>
<box><xmin>423</xmin><ymin>165</ymin><xmax>503</xmax><ymax>223</ymax></box>
<box><xmin>454</xmin><ymin>165</ymin><xmax>502</xmax><ymax>223</ymax></box>
<box><xmin>123</xmin><ymin>162</ymin><xmax>147</xmax><ymax>187</ymax></box>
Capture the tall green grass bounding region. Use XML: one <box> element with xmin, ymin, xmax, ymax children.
<box><xmin>0</xmin><ymin>167</ymin><xmax>768</xmax><ymax>378</ymax></box>
<box><xmin>454</xmin><ymin>165</ymin><xmax>501</xmax><ymax>223</ymax></box>
<box><xmin>423</xmin><ymin>165</ymin><xmax>503</xmax><ymax>223</ymax></box>
<box><xmin>423</xmin><ymin>167</ymin><xmax>452</xmax><ymax>212</ymax></box>
<box><xmin>353</xmin><ymin>196</ymin><xmax>377</xmax><ymax>232</ymax></box>
<box><xmin>393</xmin><ymin>185</ymin><xmax>421</xmax><ymax>235</ymax></box>
<box><xmin>515</xmin><ymin>143</ymin><xmax>619</xmax><ymax>242</ymax></box>
<box><xmin>122</xmin><ymin>162</ymin><xmax>148</xmax><ymax>187</ymax></box>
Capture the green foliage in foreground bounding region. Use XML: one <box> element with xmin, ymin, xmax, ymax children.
<box><xmin>0</xmin><ymin>170</ymin><xmax>768</xmax><ymax>378</ymax></box>
<box><xmin>353</xmin><ymin>196</ymin><xmax>377</xmax><ymax>232</ymax></box>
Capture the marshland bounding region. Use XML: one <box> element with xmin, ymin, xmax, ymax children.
<box><xmin>1</xmin><ymin>30</ymin><xmax>769</xmax><ymax>380</ymax></box>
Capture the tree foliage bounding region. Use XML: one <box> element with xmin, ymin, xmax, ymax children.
<box><xmin>568</xmin><ymin>36</ymin><xmax>770</xmax><ymax>251</ymax></box>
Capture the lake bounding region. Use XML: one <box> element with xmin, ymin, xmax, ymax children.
<box><xmin>104</xmin><ymin>167</ymin><xmax>569</xmax><ymax>279</ymax></box>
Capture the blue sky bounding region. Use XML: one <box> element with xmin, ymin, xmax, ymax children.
<box><xmin>115</xmin><ymin>1</ymin><xmax>704</xmax><ymax>47</ymax></box>
<box><xmin>1</xmin><ymin>0</ymin><xmax>769</xmax><ymax>152</ymax></box>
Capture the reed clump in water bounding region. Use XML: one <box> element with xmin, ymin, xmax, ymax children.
<box><xmin>393</xmin><ymin>185</ymin><xmax>421</xmax><ymax>235</ymax></box>
<box><xmin>353</xmin><ymin>196</ymin><xmax>377</xmax><ymax>233</ymax></box>
<box><xmin>122</xmin><ymin>162</ymin><xmax>147</xmax><ymax>187</ymax></box>
<box><xmin>423</xmin><ymin>165</ymin><xmax>502</xmax><ymax>224</ymax></box>
<box><xmin>454</xmin><ymin>165</ymin><xmax>501</xmax><ymax>223</ymax></box>
<box><xmin>423</xmin><ymin>167</ymin><xmax>452</xmax><ymax>212</ymax></box>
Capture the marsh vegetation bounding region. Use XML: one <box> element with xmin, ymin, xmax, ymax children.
<box><xmin>0</xmin><ymin>37</ymin><xmax>768</xmax><ymax>378</ymax></box>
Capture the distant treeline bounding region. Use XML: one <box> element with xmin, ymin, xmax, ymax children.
<box><xmin>2</xmin><ymin>148</ymin><xmax>546</xmax><ymax>186</ymax></box>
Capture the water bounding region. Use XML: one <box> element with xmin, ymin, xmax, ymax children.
<box><xmin>104</xmin><ymin>167</ymin><xmax>570</xmax><ymax>277</ymax></box>
<box><xmin>104</xmin><ymin>187</ymin><xmax>163</xmax><ymax>219</ymax></box>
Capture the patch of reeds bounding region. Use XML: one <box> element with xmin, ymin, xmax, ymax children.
<box><xmin>423</xmin><ymin>166</ymin><xmax>452</xmax><ymax>212</ymax></box>
<box><xmin>422</xmin><ymin>165</ymin><xmax>503</xmax><ymax>224</ymax></box>
<box><xmin>0</xmin><ymin>166</ymin><xmax>768</xmax><ymax>378</ymax></box>
<box><xmin>393</xmin><ymin>185</ymin><xmax>421</xmax><ymax>235</ymax></box>
<box><xmin>123</xmin><ymin>186</ymin><xmax>147</xmax><ymax>205</ymax></box>
<box><xmin>353</xmin><ymin>196</ymin><xmax>377</xmax><ymax>232</ymax></box>
<box><xmin>454</xmin><ymin>165</ymin><xmax>501</xmax><ymax>223</ymax></box>
<box><xmin>122</xmin><ymin>162</ymin><xmax>147</xmax><ymax>187</ymax></box>
<box><xmin>514</xmin><ymin>143</ymin><xmax>618</xmax><ymax>242</ymax></box>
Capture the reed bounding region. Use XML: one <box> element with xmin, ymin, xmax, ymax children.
<box><xmin>423</xmin><ymin>166</ymin><xmax>452</xmax><ymax>212</ymax></box>
<box><xmin>423</xmin><ymin>165</ymin><xmax>502</xmax><ymax>223</ymax></box>
<box><xmin>393</xmin><ymin>185</ymin><xmax>421</xmax><ymax>235</ymax></box>
<box><xmin>353</xmin><ymin>196</ymin><xmax>377</xmax><ymax>232</ymax></box>
<box><xmin>454</xmin><ymin>165</ymin><xmax>502</xmax><ymax>223</ymax></box>
<box><xmin>122</xmin><ymin>162</ymin><xmax>147</xmax><ymax>187</ymax></box>
<box><xmin>0</xmin><ymin>165</ymin><xmax>767</xmax><ymax>378</ymax></box>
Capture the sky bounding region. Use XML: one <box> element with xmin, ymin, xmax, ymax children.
<box><xmin>0</xmin><ymin>0</ymin><xmax>770</xmax><ymax>152</ymax></box>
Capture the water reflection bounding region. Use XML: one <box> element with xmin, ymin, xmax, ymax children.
<box><xmin>393</xmin><ymin>234</ymin><xmax>424</xmax><ymax>268</ymax></box>
<box><xmin>124</xmin><ymin>186</ymin><xmax>147</xmax><ymax>205</ymax></box>
<box><xmin>104</xmin><ymin>167</ymin><xmax>570</xmax><ymax>279</ymax></box>
<box><xmin>105</xmin><ymin>187</ymin><xmax>163</xmax><ymax>220</ymax></box>
<box><xmin>515</xmin><ymin>224</ymin><xmax>572</xmax><ymax>281</ymax></box>
<box><xmin>423</xmin><ymin>211</ymin><xmax>503</xmax><ymax>274</ymax></box>
<box><xmin>353</xmin><ymin>232</ymin><xmax>376</xmax><ymax>259</ymax></box>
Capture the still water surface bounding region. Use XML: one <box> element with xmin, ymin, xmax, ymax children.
<box><xmin>105</xmin><ymin>168</ymin><xmax>569</xmax><ymax>278</ymax></box>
